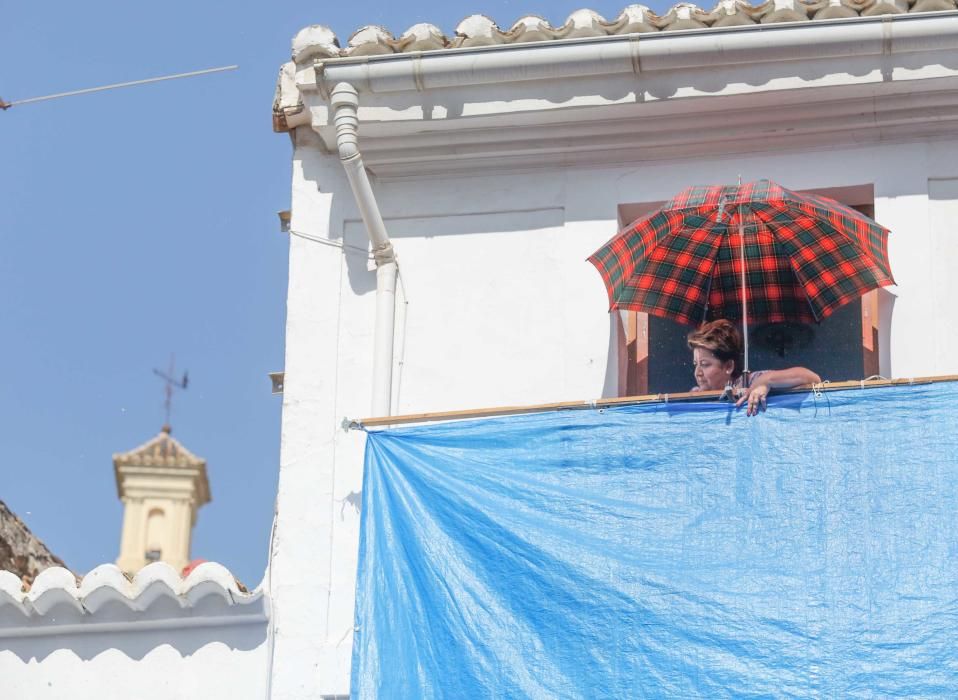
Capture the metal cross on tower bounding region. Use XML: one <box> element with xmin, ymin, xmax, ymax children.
<box><xmin>153</xmin><ymin>355</ymin><xmax>188</xmax><ymax>431</ymax></box>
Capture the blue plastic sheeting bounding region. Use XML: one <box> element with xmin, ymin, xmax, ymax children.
<box><xmin>352</xmin><ymin>382</ymin><xmax>958</xmax><ymax>698</ymax></box>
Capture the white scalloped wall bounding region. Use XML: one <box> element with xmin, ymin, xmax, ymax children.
<box><xmin>1</xmin><ymin>562</ymin><xmax>270</xmax><ymax>699</ymax></box>
<box><xmin>0</xmin><ymin>561</ymin><xmax>261</xmax><ymax>619</ymax></box>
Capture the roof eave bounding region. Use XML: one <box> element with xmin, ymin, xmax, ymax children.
<box><xmin>273</xmin><ymin>11</ymin><xmax>958</xmax><ymax>133</ymax></box>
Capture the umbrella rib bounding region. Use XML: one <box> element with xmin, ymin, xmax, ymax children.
<box><xmin>699</xmin><ymin>234</ymin><xmax>725</xmax><ymax>325</ymax></box>
<box><xmin>783</xmin><ymin>203</ymin><xmax>894</xmax><ymax>311</ymax></box>
<box><xmin>788</xmin><ymin>255</ymin><xmax>824</xmax><ymax>324</ymax></box>
<box><xmin>785</xmin><ymin>201</ymin><xmax>892</xmax><ymax>279</ymax></box>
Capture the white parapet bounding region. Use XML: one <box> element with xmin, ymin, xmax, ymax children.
<box><xmin>0</xmin><ymin>562</ymin><xmax>269</xmax><ymax>700</ymax></box>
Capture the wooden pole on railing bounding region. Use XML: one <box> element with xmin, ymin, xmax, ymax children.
<box><xmin>346</xmin><ymin>375</ymin><xmax>958</xmax><ymax>429</ymax></box>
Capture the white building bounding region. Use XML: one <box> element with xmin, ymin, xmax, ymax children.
<box><xmin>4</xmin><ymin>4</ymin><xmax>958</xmax><ymax>698</ymax></box>
<box><xmin>270</xmin><ymin>5</ymin><xmax>958</xmax><ymax>697</ymax></box>
<box><xmin>0</xmin><ymin>563</ymin><xmax>269</xmax><ymax>699</ymax></box>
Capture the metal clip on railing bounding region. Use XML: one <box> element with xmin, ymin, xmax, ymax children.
<box><xmin>342</xmin><ymin>417</ymin><xmax>365</xmax><ymax>431</ymax></box>
<box><xmin>718</xmin><ymin>382</ymin><xmax>734</xmax><ymax>401</ymax></box>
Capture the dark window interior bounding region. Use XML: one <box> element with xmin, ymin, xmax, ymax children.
<box><xmin>647</xmin><ymin>300</ymin><xmax>864</xmax><ymax>393</ymax></box>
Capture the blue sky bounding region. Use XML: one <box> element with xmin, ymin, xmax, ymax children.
<box><xmin>1</xmin><ymin>1</ymin><xmax>674</xmax><ymax>586</ymax></box>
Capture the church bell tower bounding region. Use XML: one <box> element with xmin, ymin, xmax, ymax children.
<box><xmin>113</xmin><ymin>426</ymin><xmax>211</xmax><ymax>575</ymax></box>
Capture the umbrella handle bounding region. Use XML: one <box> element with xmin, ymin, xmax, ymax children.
<box><xmin>738</xmin><ymin>203</ymin><xmax>749</xmax><ymax>376</ymax></box>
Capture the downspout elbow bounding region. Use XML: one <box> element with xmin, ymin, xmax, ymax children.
<box><xmin>329</xmin><ymin>81</ymin><xmax>395</xmax><ymax>265</ymax></box>
<box><xmin>330</xmin><ymin>82</ymin><xmax>360</xmax><ymax>160</ymax></box>
<box><xmin>337</xmin><ymin>140</ymin><xmax>361</xmax><ymax>163</ymax></box>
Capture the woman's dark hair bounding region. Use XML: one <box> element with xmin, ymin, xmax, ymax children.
<box><xmin>687</xmin><ymin>319</ymin><xmax>743</xmax><ymax>378</ymax></box>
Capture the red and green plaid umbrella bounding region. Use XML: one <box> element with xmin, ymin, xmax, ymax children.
<box><xmin>588</xmin><ymin>180</ymin><xmax>894</xmax><ymax>326</ymax></box>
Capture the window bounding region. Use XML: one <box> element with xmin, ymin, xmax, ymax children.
<box><xmin>616</xmin><ymin>186</ymin><xmax>884</xmax><ymax>394</ymax></box>
<box><xmin>145</xmin><ymin>507</ymin><xmax>166</xmax><ymax>560</ymax></box>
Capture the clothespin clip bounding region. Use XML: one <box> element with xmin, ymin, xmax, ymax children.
<box><xmin>718</xmin><ymin>382</ymin><xmax>734</xmax><ymax>401</ymax></box>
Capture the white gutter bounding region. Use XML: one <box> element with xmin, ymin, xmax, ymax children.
<box><xmin>313</xmin><ymin>13</ymin><xmax>958</xmax><ymax>95</ymax></box>
<box><xmin>0</xmin><ymin>611</ymin><xmax>269</xmax><ymax>640</ymax></box>
<box><xmin>330</xmin><ymin>82</ymin><xmax>397</xmax><ymax>416</ymax></box>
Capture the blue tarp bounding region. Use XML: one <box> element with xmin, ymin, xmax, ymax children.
<box><xmin>352</xmin><ymin>382</ymin><xmax>958</xmax><ymax>698</ymax></box>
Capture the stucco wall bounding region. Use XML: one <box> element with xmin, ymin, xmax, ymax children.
<box><xmin>1</xmin><ymin>632</ymin><xmax>269</xmax><ymax>700</ymax></box>
<box><xmin>0</xmin><ymin>562</ymin><xmax>269</xmax><ymax>699</ymax></box>
<box><xmin>270</xmin><ymin>133</ymin><xmax>958</xmax><ymax>696</ymax></box>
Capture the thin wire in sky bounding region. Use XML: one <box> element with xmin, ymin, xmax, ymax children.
<box><xmin>0</xmin><ymin>65</ymin><xmax>238</xmax><ymax>110</ymax></box>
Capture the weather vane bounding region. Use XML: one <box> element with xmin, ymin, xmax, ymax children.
<box><xmin>153</xmin><ymin>354</ymin><xmax>188</xmax><ymax>431</ymax></box>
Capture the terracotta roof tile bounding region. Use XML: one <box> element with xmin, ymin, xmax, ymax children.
<box><xmin>286</xmin><ymin>2</ymin><xmax>958</xmax><ymax>62</ymax></box>
<box><xmin>0</xmin><ymin>562</ymin><xmax>262</xmax><ymax>628</ymax></box>
<box><xmin>113</xmin><ymin>426</ymin><xmax>205</xmax><ymax>469</ymax></box>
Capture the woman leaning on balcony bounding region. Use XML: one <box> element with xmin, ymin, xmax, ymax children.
<box><xmin>688</xmin><ymin>319</ymin><xmax>821</xmax><ymax>416</ymax></box>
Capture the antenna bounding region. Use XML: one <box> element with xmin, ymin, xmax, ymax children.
<box><xmin>0</xmin><ymin>65</ymin><xmax>238</xmax><ymax>111</ymax></box>
<box><xmin>153</xmin><ymin>354</ymin><xmax>189</xmax><ymax>431</ymax></box>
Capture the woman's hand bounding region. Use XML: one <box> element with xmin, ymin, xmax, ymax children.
<box><xmin>732</xmin><ymin>367</ymin><xmax>820</xmax><ymax>416</ymax></box>
<box><xmin>735</xmin><ymin>384</ymin><xmax>769</xmax><ymax>416</ymax></box>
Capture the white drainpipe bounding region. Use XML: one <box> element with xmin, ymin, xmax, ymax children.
<box><xmin>330</xmin><ymin>82</ymin><xmax>397</xmax><ymax>417</ymax></box>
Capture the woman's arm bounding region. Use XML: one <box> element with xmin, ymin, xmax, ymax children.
<box><xmin>735</xmin><ymin>367</ymin><xmax>821</xmax><ymax>415</ymax></box>
<box><xmin>753</xmin><ymin>367</ymin><xmax>821</xmax><ymax>390</ymax></box>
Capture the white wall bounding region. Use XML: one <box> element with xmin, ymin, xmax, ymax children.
<box><xmin>345</xmin><ymin>138</ymin><xmax>958</xmax><ymax>402</ymax></box>
<box><xmin>926</xmin><ymin>177</ymin><xmax>958</xmax><ymax>375</ymax></box>
<box><xmin>0</xmin><ymin>563</ymin><xmax>269</xmax><ymax>699</ymax></box>
<box><xmin>273</xmin><ymin>129</ymin><xmax>958</xmax><ymax>696</ymax></box>
<box><xmin>1</xmin><ymin>634</ymin><xmax>268</xmax><ymax>700</ymax></box>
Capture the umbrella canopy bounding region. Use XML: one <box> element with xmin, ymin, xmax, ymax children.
<box><xmin>588</xmin><ymin>180</ymin><xmax>894</xmax><ymax>326</ymax></box>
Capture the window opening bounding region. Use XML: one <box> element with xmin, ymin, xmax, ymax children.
<box><xmin>617</xmin><ymin>189</ymin><xmax>881</xmax><ymax>394</ymax></box>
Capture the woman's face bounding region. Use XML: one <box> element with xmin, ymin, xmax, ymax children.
<box><xmin>692</xmin><ymin>347</ymin><xmax>735</xmax><ymax>391</ymax></box>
